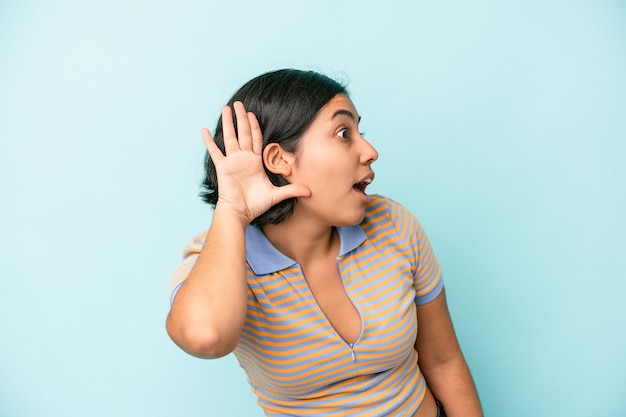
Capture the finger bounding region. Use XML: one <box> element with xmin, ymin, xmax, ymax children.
<box><xmin>248</xmin><ymin>111</ymin><xmax>263</xmax><ymax>155</ymax></box>
<box><xmin>233</xmin><ymin>101</ymin><xmax>253</xmax><ymax>151</ymax></box>
<box><xmin>201</xmin><ymin>128</ymin><xmax>224</xmax><ymax>162</ymax></box>
<box><xmin>221</xmin><ymin>105</ymin><xmax>238</xmax><ymax>155</ymax></box>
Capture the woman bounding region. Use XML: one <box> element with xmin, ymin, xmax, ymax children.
<box><xmin>166</xmin><ymin>69</ymin><xmax>483</xmax><ymax>417</ymax></box>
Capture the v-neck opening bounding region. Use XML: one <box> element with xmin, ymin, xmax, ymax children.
<box><xmin>244</xmin><ymin>223</ymin><xmax>367</xmax><ymax>346</ymax></box>
<box><xmin>298</xmin><ymin>261</ymin><xmax>363</xmax><ymax>347</ymax></box>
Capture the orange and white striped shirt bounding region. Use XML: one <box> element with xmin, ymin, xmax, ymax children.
<box><xmin>170</xmin><ymin>195</ymin><xmax>443</xmax><ymax>416</ymax></box>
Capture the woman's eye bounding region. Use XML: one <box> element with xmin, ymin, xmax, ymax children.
<box><xmin>337</xmin><ymin>128</ymin><xmax>348</xmax><ymax>139</ymax></box>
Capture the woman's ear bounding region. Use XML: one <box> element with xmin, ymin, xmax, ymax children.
<box><xmin>263</xmin><ymin>143</ymin><xmax>294</xmax><ymax>176</ymax></box>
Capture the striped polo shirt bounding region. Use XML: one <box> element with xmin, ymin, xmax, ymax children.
<box><xmin>169</xmin><ymin>195</ymin><xmax>443</xmax><ymax>416</ymax></box>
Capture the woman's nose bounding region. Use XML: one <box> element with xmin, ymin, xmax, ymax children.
<box><xmin>361</xmin><ymin>137</ymin><xmax>378</xmax><ymax>164</ymax></box>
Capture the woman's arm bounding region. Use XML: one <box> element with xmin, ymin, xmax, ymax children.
<box><xmin>166</xmin><ymin>102</ymin><xmax>310</xmax><ymax>359</ymax></box>
<box><xmin>416</xmin><ymin>289</ymin><xmax>483</xmax><ymax>417</ymax></box>
<box><xmin>166</xmin><ymin>205</ymin><xmax>250</xmax><ymax>359</ymax></box>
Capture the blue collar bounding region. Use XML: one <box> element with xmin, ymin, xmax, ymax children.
<box><xmin>245</xmin><ymin>225</ymin><xmax>367</xmax><ymax>275</ymax></box>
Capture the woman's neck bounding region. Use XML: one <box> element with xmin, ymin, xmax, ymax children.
<box><xmin>261</xmin><ymin>218</ymin><xmax>339</xmax><ymax>266</ymax></box>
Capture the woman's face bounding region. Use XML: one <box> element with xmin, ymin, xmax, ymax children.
<box><xmin>287</xmin><ymin>93</ymin><xmax>379</xmax><ymax>227</ymax></box>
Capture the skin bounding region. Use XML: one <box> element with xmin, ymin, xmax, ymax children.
<box><xmin>166</xmin><ymin>94</ymin><xmax>483</xmax><ymax>417</ymax></box>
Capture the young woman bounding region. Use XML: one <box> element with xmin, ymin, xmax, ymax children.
<box><xmin>166</xmin><ymin>69</ymin><xmax>483</xmax><ymax>417</ymax></box>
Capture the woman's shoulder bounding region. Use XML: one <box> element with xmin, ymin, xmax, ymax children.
<box><xmin>362</xmin><ymin>194</ymin><xmax>424</xmax><ymax>237</ymax></box>
<box><xmin>364</xmin><ymin>194</ymin><xmax>413</xmax><ymax>220</ymax></box>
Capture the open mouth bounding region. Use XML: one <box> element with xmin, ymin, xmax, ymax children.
<box><xmin>353</xmin><ymin>178</ymin><xmax>372</xmax><ymax>194</ymax></box>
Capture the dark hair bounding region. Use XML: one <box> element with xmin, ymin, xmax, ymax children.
<box><xmin>200</xmin><ymin>69</ymin><xmax>348</xmax><ymax>226</ymax></box>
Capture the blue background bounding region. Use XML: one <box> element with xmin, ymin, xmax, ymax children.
<box><xmin>1</xmin><ymin>1</ymin><xmax>625</xmax><ymax>416</ymax></box>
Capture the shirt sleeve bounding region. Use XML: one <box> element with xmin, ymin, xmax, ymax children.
<box><xmin>168</xmin><ymin>231</ymin><xmax>207</xmax><ymax>305</ymax></box>
<box><xmin>387</xmin><ymin>197</ymin><xmax>444</xmax><ymax>305</ymax></box>
<box><xmin>412</xmin><ymin>218</ymin><xmax>444</xmax><ymax>304</ymax></box>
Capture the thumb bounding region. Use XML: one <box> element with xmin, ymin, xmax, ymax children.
<box><xmin>273</xmin><ymin>183</ymin><xmax>311</xmax><ymax>203</ymax></box>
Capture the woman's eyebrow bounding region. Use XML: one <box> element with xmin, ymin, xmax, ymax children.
<box><xmin>331</xmin><ymin>109</ymin><xmax>361</xmax><ymax>123</ymax></box>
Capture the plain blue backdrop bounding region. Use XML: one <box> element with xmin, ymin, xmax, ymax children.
<box><xmin>1</xmin><ymin>1</ymin><xmax>625</xmax><ymax>416</ymax></box>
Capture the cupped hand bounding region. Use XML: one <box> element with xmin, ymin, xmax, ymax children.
<box><xmin>202</xmin><ymin>101</ymin><xmax>311</xmax><ymax>224</ymax></box>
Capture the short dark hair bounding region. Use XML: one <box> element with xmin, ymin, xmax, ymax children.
<box><xmin>200</xmin><ymin>69</ymin><xmax>348</xmax><ymax>226</ymax></box>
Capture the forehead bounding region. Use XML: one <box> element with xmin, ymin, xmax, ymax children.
<box><xmin>316</xmin><ymin>94</ymin><xmax>359</xmax><ymax>123</ymax></box>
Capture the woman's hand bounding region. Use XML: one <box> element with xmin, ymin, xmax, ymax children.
<box><xmin>202</xmin><ymin>101</ymin><xmax>311</xmax><ymax>224</ymax></box>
